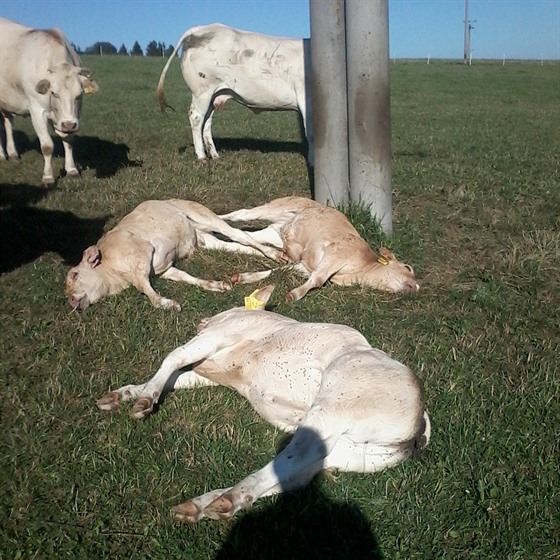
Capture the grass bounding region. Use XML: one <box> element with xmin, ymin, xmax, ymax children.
<box><xmin>1</xmin><ymin>56</ymin><xmax>559</xmax><ymax>559</ymax></box>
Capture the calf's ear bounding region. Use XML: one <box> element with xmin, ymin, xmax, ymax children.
<box><xmin>36</xmin><ymin>79</ymin><xmax>51</xmax><ymax>95</ymax></box>
<box><xmin>379</xmin><ymin>246</ymin><xmax>396</xmax><ymax>260</ymax></box>
<box><xmin>253</xmin><ymin>285</ymin><xmax>275</xmax><ymax>307</ymax></box>
<box><xmin>81</xmin><ymin>245</ymin><xmax>101</xmax><ymax>267</ymax></box>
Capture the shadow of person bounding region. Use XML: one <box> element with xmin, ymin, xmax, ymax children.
<box><xmin>213</xmin><ymin>428</ymin><xmax>383</xmax><ymax>560</ymax></box>
<box><xmin>213</xmin><ymin>478</ymin><xmax>382</xmax><ymax>560</ymax></box>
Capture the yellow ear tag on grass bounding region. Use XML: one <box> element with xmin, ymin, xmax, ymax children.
<box><xmin>377</xmin><ymin>256</ymin><xmax>389</xmax><ymax>266</ymax></box>
<box><xmin>244</xmin><ymin>290</ymin><xmax>265</xmax><ymax>310</ymax></box>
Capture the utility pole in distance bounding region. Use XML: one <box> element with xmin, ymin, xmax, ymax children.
<box><xmin>464</xmin><ymin>0</ymin><xmax>469</xmax><ymax>63</ymax></box>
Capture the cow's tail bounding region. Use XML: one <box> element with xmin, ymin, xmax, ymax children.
<box><xmin>157</xmin><ymin>28</ymin><xmax>192</xmax><ymax>113</ymax></box>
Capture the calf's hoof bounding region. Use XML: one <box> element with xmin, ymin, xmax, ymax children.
<box><xmin>203</xmin><ymin>495</ymin><xmax>235</xmax><ymax>520</ymax></box>
<box><xmin>172</xmin><ymin>501</ymin><xmax>202</xmax><ymax>524</ymax></box>
<box><xmin>158</xmin><ymin>298</ymin><xmax>181</xmax><ymax>311</ymax></box>
<box><xmin>230</xmin><ymin>273</ymin><xmax>241</xmax><ymax>285</ymax></box>
<box><xmin>218</xmin><ymin>281</ymin><xmax>231</xmax><ymax>292</ymax></box>
<box><xmin>130</xmin><ymin>397</ymin><xmax>154</xmax><ymax>419</ymax></box>
<box><xmin>285</xmin><ymin>291</ymin><xmax>297</xmax><ymax>304</ymax></box>
<box><xmin>97</xmin><ymin>391</ymin><xmax>121</xmax><ymax>411</ymax></box>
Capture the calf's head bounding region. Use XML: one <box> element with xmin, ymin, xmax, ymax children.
<box><xmin>65</xmin><ymin>246</ymin><xmax>107</xmax><ymax>310</ymax></box>
<box><xmin>370</xmin><ymin>247</ymin><xmax>420</xmax><ymax>293</ymax></box>
<box><xmin>36</xmin><ymin>64</ymin><xmax>98</xmax><ymax>137</ymax></box>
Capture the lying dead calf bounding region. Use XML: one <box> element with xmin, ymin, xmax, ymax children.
<box><xmin>97</xmin><ymin>285</ymin><xmax>430</xmax><ymax>523</ymax></box>
<box><xmin>65</xmin><ymin>199</ymin><xmax>283</xmax><ymax>311</ymax></box>
<box><xmin>221</xmin><ymin>196</ymin><xmax>420</xmax><ymax>302</ymax></box>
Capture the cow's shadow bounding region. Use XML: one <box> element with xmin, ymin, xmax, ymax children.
<box><xmin>212</xmin><ymin>428</ymin><xmax>382</xmax><ymax>560</ymax></box>
<box><xmin>1</xmin><ymin>131</ymin><xmax>142</xmax><ymax>180</ymax></box>
<box><xmin>73</xmin><ymin>136</ymin><xmax>142</xmax><ymax>179</ymax></box>
<box><xmin>214</xmin><ymin>137</ymin><xmax>307</xmax><ymax>157</ymax></box>
<box><xmin>0</xmin><ymin>186</ymin><xmax>108</xmax><ymax>273</ymax></box>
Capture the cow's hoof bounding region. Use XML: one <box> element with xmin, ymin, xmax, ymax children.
<box><xmin>66</xmin><ymin>169</ymin><xmax>80</xmax><ymax>179</ymax></box>
<box><xmin>41</xmin><ymin>177</ymin><xmax>56</xmax><ymax>188</ymax></box>
<box><xmin>172</xmin><ymin>501</ymin><xmax>202</xmax><ymax>523</ymax></box>
<box><xmin>97</xmin><ymin>391</ymin><xmax>121</xmax><ymax>411</ymax></box>
<box><xmin>230</xmin><ymin>273</ymin><xmax>240</xmax><ymax>285</ymax></box>
<box><xmin>204</xmin><ymin>495</ymin><xmax>234</xmax><ymax>520</ymax></box>
<box><xmin>130</xmin><ymin>397</ymin><xmax>153</xmax><ymax>419</ymax></box>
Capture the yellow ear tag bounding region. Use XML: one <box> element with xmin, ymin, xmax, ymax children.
<box><xmin>377</xmin><ymin>256</ymin><xmax>389</xmax><ymax>266</ymax></box>
<box><xmin>83</xmin><ymin>84</ymin><xmax>94</xmax><ymax>94</ymax></box>
<box><xmin>244</xmin><ymin>290</ymin><xmax>265</xmax><ymax>310</ymax></box>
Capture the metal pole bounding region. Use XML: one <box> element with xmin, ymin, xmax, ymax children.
<box><xmin>309</xmin><ymin>0</ymin><xmax>349</xmax><ymax>206</ymax></box>
<box><xmin>345</xmin><ymin>0</ymin><xmax>392</xmax><ymax>233</ymax></box>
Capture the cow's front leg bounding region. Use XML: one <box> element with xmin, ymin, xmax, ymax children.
<box><xmin>30</xmin><ymin>109</ymin><xmax>55</xmax><ymax>186</ymax></box>
<box><xmin>61</xmin><ymin>134</ymin><xmax>80</xmax><ymax>177</ymax></box>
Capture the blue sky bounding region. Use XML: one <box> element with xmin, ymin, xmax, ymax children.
<box><xmin>1</xmin><ymin>0</ymin><xmax>558</xmax><ymax>60</ymax></box>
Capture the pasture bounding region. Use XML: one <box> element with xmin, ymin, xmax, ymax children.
<box><xmin>1</xmin><ymin>56</ymin><xmax>558</xmax><ymax>559</ymax></box>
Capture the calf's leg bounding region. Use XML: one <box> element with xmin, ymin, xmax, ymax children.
<box><xmin>160</xmin><ymin>266</ymin><xmax>230</xmax><ymax>293</ymax></box>
<box><xmin>97</xmin><ymin>331</ymin><xmax>225</xmax><ymax>418</ymax></box>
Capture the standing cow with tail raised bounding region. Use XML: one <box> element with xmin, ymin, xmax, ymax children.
<box><xmin>0</xmin><ymin>18</ymin><xmax>98</xmax><ymax>186</ymax></box>
<box><xmin>157</xmin><ymin>23</ymin><xmax>312</xmax><ymax>164</ymax></box>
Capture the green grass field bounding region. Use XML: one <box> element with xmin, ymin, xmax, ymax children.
<box><xmin>1</xmin><ymin>56</ymin><xmax>559</xmax><ymax>559</ymax></box>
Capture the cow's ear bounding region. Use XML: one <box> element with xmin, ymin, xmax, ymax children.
<box><xmin>81</xmin><ymin>245</ymin><xmax>101</xmax><ymax>267</ymax></box>
<box><xmin>81</xmin><ymin>77</ymin><xmax>99</xmax><ymax>95</ymax></box>
<box><xmin>379</xmin><ymin>246</ymin><xmax>396</xmax><ymax>260</ymax></box>
<box><xmin>36</xmin><ymin>79</ymin><xmax>50</xmax><ymax>95</ymax></box>
<box><xmin>79</xmin><ymin>67</ymin><xmax>93</xmax><ymax>78</ymax></box>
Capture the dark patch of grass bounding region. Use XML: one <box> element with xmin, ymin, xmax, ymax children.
<box><xmin>1</xmin><ymin>57</ymin><xmax>559</xmax><ymax>559</ymax></box>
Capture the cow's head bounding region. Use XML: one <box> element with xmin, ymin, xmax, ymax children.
<box><xmin>368</xmin><ymin>247</ymin><xmax>420</xmax><ymax>293</ymax></box>
<box><xmin>65</xmin><ymin>246</ymin><xmax>106</xmax><ymax>310</ymax></box>
<box><xmin>36</xmin><ymin>64</ymin><xmax>99</xmax><ymax>137</ymax></box>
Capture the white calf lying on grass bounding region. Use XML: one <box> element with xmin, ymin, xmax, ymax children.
<box><xmin>221</xmin><ymin>196</ymin><xmax>420</xmax><ymax>302</ymax></box>
<box><xmin>97</xmin><ymin>285</ymin><xmax>430</xmax><ymax>523</ymax></box>
<box><xmin>65</xmin><ymin>199</ymin><xmax>283</xmax><ymax>311</ymax></box>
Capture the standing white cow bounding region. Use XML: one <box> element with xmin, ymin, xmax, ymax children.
<box><xmin>157</xmin><ymin>23</ymin><xmax>311</xmax><ymax>164</ymax></box>
<box><xmin>0</xmin><ymin>18</ymin><xmax>98</xmax><ymax>186</ymax></box>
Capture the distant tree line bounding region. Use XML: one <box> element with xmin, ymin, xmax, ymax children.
<box><xmin>79</xmin><ymin>41</ymin><xmax>175</xmax><ymax>57</ymax></box>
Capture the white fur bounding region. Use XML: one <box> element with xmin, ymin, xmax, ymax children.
<box><xmin>97</xmin><ymin>286</ymin><xmax>430</xmax><ymax>523</ymax></box>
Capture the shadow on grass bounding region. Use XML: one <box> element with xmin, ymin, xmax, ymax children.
<box><xmin>1</xmin><ymin>131</ymin><xmax>142</xmax><ymax>180</ymax></box>
<box><xmin>215</xmin><ymin>137</ymin><xmax>307</xmax><ymax>157</ymax></box>
<box><xmin>0</xmin><ymin>195</ymin><xmax>108</xmax><ymax>273</ymax></box>
<box><xmin>213</xmin><ymin>428</ymin><xmax>382</xmax><ymax>560</ymax></box>
<box><xmin>74</xmin><ymin>136</ymin><xmax>143</xmax><ymax>179</ymax></box>
<box><xmin>214</xmin><ymin>479</ymin><xmax>382</xmax><ymax>560</ymax></box>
